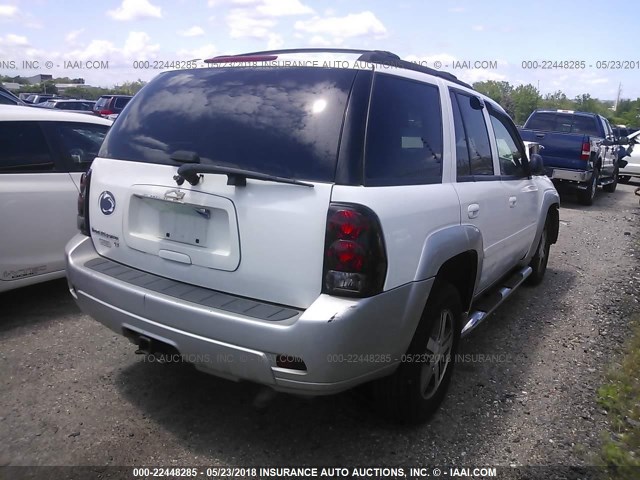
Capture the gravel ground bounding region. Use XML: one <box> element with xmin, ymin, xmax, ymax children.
<box><xmin>1</xmin><ymin>182</ymin><xmax>639</xmax><ymax>474</ymax></box>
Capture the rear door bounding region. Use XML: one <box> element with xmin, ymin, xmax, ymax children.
<box><xmin>449</xmin><ymin>90</ymin><xmax>513</xmax><ymax>293</ymax></box>
<box><xmin>0</xmin><ymin>121</ymin><xmax>77</xmax><ymax>286</ymax></box>
<box><xmin>599</xmin><ymin>117</ymin><xmax>616</xmax><ymax>176</ymax></box>
<box><xmin>89</xmin><ymin>67</ymin><xmax>360</xmax><ymax>309</ymax></box>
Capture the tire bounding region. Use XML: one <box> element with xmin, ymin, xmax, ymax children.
<box><xmin>619</xmin><ymin>175</ymin><xmax>631</xmax><ymax>184</ymax></box>
<box><xmin>374</xmin><ymin>282</ymin><xmax>462</xmax><ymax>424</ymax></box>
<box><xmin>577</xmin><ymin>168</ymin><xmax>598</xmax><ymax>205</ymax></box>
<box><xmin>602</xmin><ymin>168</ymin><xmax>618</xmax><ymax>193</ymax></box>
<box><xmin>525</xmin><ymin>219</ymin><xmax>550</xmax><ymax>286</ymax></box>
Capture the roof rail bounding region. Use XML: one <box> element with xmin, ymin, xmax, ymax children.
<box><xmin>205</xmin><ymin>48</ymin><xmax>472</xmax><ymax>89</ymax></box>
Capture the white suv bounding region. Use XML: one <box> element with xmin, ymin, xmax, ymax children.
<box><xmin>0</xmin><ymin>105</ymin><xmax>111</xmax><ymax>292</ymax></box>
<box><xmin>65</xmin><ymin>49</ymin><xmax>560</xmax><ymax>423</ymax></box>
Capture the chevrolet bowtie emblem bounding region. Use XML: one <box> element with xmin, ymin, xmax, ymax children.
<box><xmin>164</xmin><ymin>189</ymin><xmax>186</xmax><ymax>201</ymax></box>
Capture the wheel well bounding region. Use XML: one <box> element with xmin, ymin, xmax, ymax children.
<box><xmin>435</xmin><ymin>251</ymin><xmax>477</xmax><ymax>311</ymax></box>
<box><xmin>547</xmin><ymin>204</ymin><xmax>560</xmax><ymax>244</ymax></box>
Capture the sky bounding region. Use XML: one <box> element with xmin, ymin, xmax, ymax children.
<box><xmin>0</xmin><ymin>0</ymin><xmax>638</xmax><ymax>100</ymax></box>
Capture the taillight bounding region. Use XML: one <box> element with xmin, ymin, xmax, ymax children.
<box><xmin>580</xmin><ymin>141</ymin><xmax>590</xmax><ymax>161</ymax></box>
<box><xmin>77</xmin><ymin>169</ymin><xmax>91</xmax><ymax>236</ymax></box>
<box><xmin>322</xmin><ymin>203</ymin><xmax>387</xmax><ymax>297</ymax></box>
<box><xmin>98</xmin><ymin>109</ymin><xmax>113</xmax><ymax>116</ymax></box>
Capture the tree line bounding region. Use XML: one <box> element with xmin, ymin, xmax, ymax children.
<box><xmin>472</xmin><ymin>80</ymin><xmax>640</xmax><ymax>127</ymax></box>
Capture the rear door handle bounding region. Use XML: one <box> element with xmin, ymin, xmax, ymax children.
<box><xmin>468</xmin><ymin>203</ymin><xmax>480</xmax><ymax>219</ymax></box>
<box><xmin>509</xmin><ymin>196</ymin><xmax>517</xmax><ymax>208</ymax></box>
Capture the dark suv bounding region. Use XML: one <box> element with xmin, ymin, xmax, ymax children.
<box><xmin>93</xmin><ymin>95</ymin><xmax>132</xmax><ymax>117</ymax></box>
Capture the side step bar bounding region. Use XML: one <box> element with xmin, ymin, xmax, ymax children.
<box><xmin>461</xmin><ymin>266</ymin><xmax>532</xmax><ymax>337</ymax></box>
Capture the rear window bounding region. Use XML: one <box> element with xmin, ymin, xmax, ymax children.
<box><xmin>99</xmin><ymin>67</ymin><xmax>358</xmax><ymax>182</ymax></box>
<box><xmin>94</xmin><ymin>97</ymin><xmax>109</xmax><ymax>109</ymax></box>
<box><xmin>526</xmin><ymin>112</ymin><xmax>600</xmax><ymax>136</ymax></box>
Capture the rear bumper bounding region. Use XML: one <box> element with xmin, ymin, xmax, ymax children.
<box><xmin>550</xmin><ymin>168</ymin><xmax>592</xmax><ymax>183</ymax></box>
<box><xmin>65</xmin><ymin>235</ymin><xmax>432</xmax><ymax>395</ymax></box>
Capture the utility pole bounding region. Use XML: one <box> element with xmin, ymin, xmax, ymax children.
<box><xmin>614</xmin><ymin>82</ymin><xmax>622</xmax><ymax>111</ymax></box>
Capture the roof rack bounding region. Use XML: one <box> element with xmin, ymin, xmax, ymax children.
<box><xmin>205</xmin><ymin>48</ymin><xmax>472</xmax><ymax>89</ymax></box>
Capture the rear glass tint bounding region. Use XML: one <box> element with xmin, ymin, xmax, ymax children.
<box><xmin>526</xmin><ymin>112</ymin><xmax>599</xmax><ymax>136</ymax></box>
<box><xmin>365</xmin><ymin>74</ymin><xmax>443</xmax><ymax>185</ymax></box>
<box><xmin>99</xmin><ymin>67</ymin><xmax>358</xmax><ymax>182</ymax></box>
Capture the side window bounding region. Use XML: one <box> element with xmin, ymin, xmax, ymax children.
<box><xmin>489</xmin><ymin>111</ymin><xmax>527</xmax><ymax>177</ymax></box>
<box><xmin>365</xmin><ymin>74</ymin><xmax>443</xmax><ymax>186</ymax></box>
<box><xmin>0</xmin><ymin>121</ymin><xmax>54</xmax><ymax>172</ymax></box>
<box><xmin>451</xmin><ymin>91</ymin><xmax>494</xmax><ymax>177</ymax></box>
<box><xmin>450</xmin><ymin>92</ymin><xmax>470</xmax><ymax>176</ymax></box>
<box><xmin>0</xmin><ymin>94</ymin><xmax>16</xmax><ymax>105</ymax></box>
<box><xmin>114</xmin><ymin>97</ymin><xmax>130</xmax><ymax>109</ymax></box>
<box><xmin>53</xmin><ymin>123</ymin><xmax>109</xmax><ymax>171</ymax></box>
<box><xmin>602</xmin><ymin>118</ymin><xmax>613</xmax><ymax>138</ymax></box>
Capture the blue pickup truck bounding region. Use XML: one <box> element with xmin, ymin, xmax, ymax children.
<box><xmin>520</xmin><ymin>110</ymin><xmax>623</xmax><ymax>205</ymax></box>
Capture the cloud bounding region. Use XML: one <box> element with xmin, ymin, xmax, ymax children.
<box><xmin>448</xmin><ymin>7</ymin><xmax>466</xmax><ymax>13</ymax></box>
<box><xmin>252</xmin><ymin>0</ymin><xmax>313</xmax><ymax>17</ymax></box>
<box><xmin>122</xmin><ymin>31</ymin><xmax>160</xmax><ymax>59</ymax></box>
<box><xmin>0</xmin><ymin>4</ymin><xmax>17</xmax><ymax>17</ymax></box>
<box><xmin>108</xmin><ymin>0</ymin><xmax>162</xmax><ymax>21</ymax></box>
<box><xmin>176</xmin><ymin>43</ymin><xmax>217</xmax><ymax>61</ymax></box>
<box><xmin>64</xmin><ymin>31</ymin><xmax>159</xmax><ymax>63</ymax></box>
<box><xmin>179</xmin><ymin>26</ymin><xmax>205</xmax><ymax>37</ymax></box>
<box><xmin>472</xmin><ymin>25</ymin><xmax>485</xmax><ymax>31</ymax></box>
<box><xmin>295</xmin><ymin>11</ymin><xmax>386</xmax><ymax>40</ymax></box>
<box><xmin>65</xmin><ymin>28</ymin><xmax>84</xmax><ymax>44</ymax></box>
<box><xmin>266</xmin><ymin>33</ymin><xmax>284</xmax><ymax>49</ymax></box>
<box><xmin>209</xmin><ymin>0</ymin><xmax>313</xmax><ymax>16</ymax></box>
<box><xmin>0</xmin><ymin>33</ymin><xmax>28</xmax><ymax>47</ymax></box>
<box><xmin>227</xmin><ymin>9</ymin><xmax>276</xmax><ymax>38</ymax></box>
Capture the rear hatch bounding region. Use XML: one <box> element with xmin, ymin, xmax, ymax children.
<box><xmin>88</xmin><ymin>66</ymin><xmax>360</xmax><ymax>309</ymax></box>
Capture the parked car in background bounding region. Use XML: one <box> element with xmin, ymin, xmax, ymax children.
<box><xmin>39</xmin><ymin>99</ymin><xmax>96</xmax><ymax>113</ymax></box>
<box><xmin>0</xmin><ymin>105</ymin><xmax>112</xmax><ymax>293</ymax></box>
<box><xmin>24</xmin><ymin>93</ymin><xmax>57</xmax><ymax>104</ymax></box>
<box><xmin>619</xmin><ymin>129</ymin><xmax>640</xmax><ymax>184</ymax></box>
<box><xmin>613</xmin><ymin>126</ymin><xmax>638</xmax><ymax>140</ymax></box>
<box><xmin>93</xmin><ymin>95</ymin><xmax>132</xmax><ymax>117</ymax></box>
<box><xmin>0</xmin><ymin>86</ymin><xmax>25</xmax><ymax>106</ymax></box>
<box><xmin>520</xmin><ymin>109</ymin><xmax>623</xmax><ymax>205</ymax></box>
<box><xmin>19</xmin><ymin>92</ymin><xmax>37</xmax><ymax>101</ymax></box>
<box><xmin>66</xmin><ymin>49</ymin><xmax>560</xmax><ymax>423</ymax></box>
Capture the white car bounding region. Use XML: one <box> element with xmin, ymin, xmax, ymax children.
<box><xmin>0</xmin><ymin>105</ymin><xmax>112</xmax><ymax>293</ymax></box>
<box><xmin>65</xmin><ymin>49</ymin><xmax>560</xmax><ymax>423</ymax></box>
<box><xmin>619</xmin><ymin>129</ymin><xmax>640</xmax><ymax>183</ymax></box>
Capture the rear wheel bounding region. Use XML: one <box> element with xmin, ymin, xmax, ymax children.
<box><xmin>374</xmin><ymin>282</ymin><xmax>462</xmax><ymax>424</ymax></box>
<box><xmin>602</xmin><ymin>168</ymin><xmax>618</xmax><ymax>193</ymax></box>
<box><xmin>619</xmin><ymin>175</ymin><xmax>631</xmax><ymax>184</ymax></box>
<box><xmin>577</xmin><ymin>168</ymin><xmax>598</xmax><ymax>205</ymax></box>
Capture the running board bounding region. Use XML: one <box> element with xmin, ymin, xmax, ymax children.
<box><xmin>461</xmin><ymin>266</ymin><xmax>532</xmax><ymax>337</ymax></box>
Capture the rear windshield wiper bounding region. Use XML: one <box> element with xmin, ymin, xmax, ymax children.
<box><xmin>174</xmin><ymin>163</ymin><xmax>314</xmax><ymax>188</ymax></box>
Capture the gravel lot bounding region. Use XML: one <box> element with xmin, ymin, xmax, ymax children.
<box><xmin>1</xmin><ymin>182</ymin><xmax>639</xmax><ymax>473</ymax></box>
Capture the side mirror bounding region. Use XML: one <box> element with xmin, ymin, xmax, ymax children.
<box><xmin>529</xmin><ymin>153</ymin><xmax>545</xmax><ymax>176</ymax></box>
<box><xmin>470</xmin><ymin>96</ymin><xmax>484</xmax><ymax>110</ymax></box>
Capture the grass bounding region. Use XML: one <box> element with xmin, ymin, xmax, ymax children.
<box><xmin>597</xmin><ymin>315</ymin><xmax>640</xmax><ymax>479</ymax></box>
